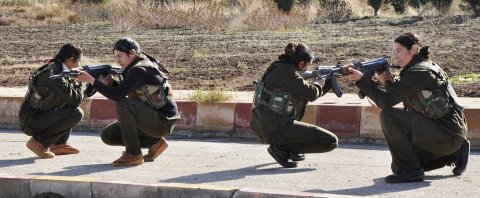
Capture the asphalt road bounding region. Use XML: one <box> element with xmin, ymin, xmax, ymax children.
<box><xmin>0</xmin><ymin>129</ymin><xmax>478</xmax><ymax>198</ymax></box>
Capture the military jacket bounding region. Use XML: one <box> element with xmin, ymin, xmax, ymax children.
<box><xmin>355</xmin><ymin>55</ymin><xmax>468</xmax><ymax>139</ymax></box>
<box><xmin>19</xmin><ymin>62</ymin><xmax>86</xmax><ymax>117</ymax></box>
<box><xmin>250</xmin><ymin>61</ymin><xmax>327</xmax><ymax>135</ymax></box>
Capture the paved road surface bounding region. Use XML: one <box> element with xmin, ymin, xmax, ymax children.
<box><xmin>0</xmin><ymin>129</ymin><xmax>478</xmax><ymax>198</ymax></box>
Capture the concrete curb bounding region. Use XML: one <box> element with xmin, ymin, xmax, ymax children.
<box><xmin>0</xmin><ymin>174</ymin><xmax>361</xmax><ymax>198</ymax></box>
<box><xmin>1</xmin><ymin>90</ymin><xmax>479</xmax><ymax>146</ymax></box>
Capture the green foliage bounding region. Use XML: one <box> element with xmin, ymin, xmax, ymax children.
<box><xmin>368</xmin><ymin>0</ymin><xmax>384</xmax><ymax>16</ymax></box>
<box><xmin>188</xmin><ymin>89</ymin><xmax>234</xmax><ymax>103</ymax></box>
<box><xmin>274</xmin><ymin>0</ymin><xmax>296</xmax><ymax>13</ymax></box>
<box><xmin>450</xmin><ymin>73</ymin><xmax>480</xmax><ymax>85</ymax></box>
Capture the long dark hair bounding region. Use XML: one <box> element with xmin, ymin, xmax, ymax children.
<box><xmin>113</xmin><ymin>37</ymin><xmax>141</xmax><ymax>55</ymax></box>
<box><xmin>278</xmin><ymin>42</ymin><xmax>314</xmax><ymax>67</ymax></box>
<box><xmin>113</xmin><ymin>37</ymin><xmax>169</xmax><ymax>74</ymax></box>
<box><xmin>394</xmin><ymin>32</ymin><xmax>431</xmax><ymax>59</ymax></box>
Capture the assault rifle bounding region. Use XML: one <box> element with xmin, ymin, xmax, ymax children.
<box><xmin>299</xmin><ymin>58</ymin><xmax>399</xmax><ymax>98</ymax></box>
<box><xmin>49</xmin><ymin>64</ymin><xmax>122</xmax><ymax>79</ymax></box>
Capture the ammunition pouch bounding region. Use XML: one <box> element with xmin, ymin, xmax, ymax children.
<box><xmin>404</xmin><ymin>61</ymin><xmax>456</xmax><ymax>119</ymax></box>
<box><xmin>405</xmin><ymin>89</ymin><xmax>451</xmax><ymax>119</ymax></box>
<box><xmin>135</xmin><ymin>83</ymin><xmax>170</xmax><ymax>109</ymax></box>
<box><xmin>29</xmin><ymin>86</ymin><xmax>65</xmax><ymax>111</ymax></box>
<box><xmin>253</xmin><ymin>80</ymin><xmax>302</xmax><ymax>118</ymax></box>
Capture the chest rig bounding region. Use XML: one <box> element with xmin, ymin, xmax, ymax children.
<box><xmin>128</xmin><ymin>56</ymin><xmax>170</xmax><ymax>109</ymax></box>
<box><xmin>253</xmin><ymin>62</ymin><xmax>306</xmax><ymax>119</ymax></box>
<box><xmin>403</xmin><ymin>61</ymin><xmax>462</xmax><ymax>119</ymax></box>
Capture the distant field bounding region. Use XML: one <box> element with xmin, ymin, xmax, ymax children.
<box><xmin>0</xmin><ymin>1</ymin><xmax>479</xmax><ymax>97</ymax></box>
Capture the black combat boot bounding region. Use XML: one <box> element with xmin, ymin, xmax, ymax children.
<box><xmin>452</xmin><ymin>140</ymin><xmax>470</xmax><ymax>175</ymax></box>
<box><xmin>267</xmin><ymin>145</ymin><xmax>297</xmax><ymax>168</ymax></box>
<box><xmin>289</xmin><ymin>152</ymin><xmax>305</xmax><ymax>161</ymax></box>
<box><xmin>385</xmin><ymin>168</ymin><xmax>425</xmax><ymax>183</ymax></box>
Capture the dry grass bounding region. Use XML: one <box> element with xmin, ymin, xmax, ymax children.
<box><xmin>104</xmin><ymin>0</ymin><xmax>310</xmax><ymax>31</ymax></box>
<box><xmin>188</xmin><ymin>89</ymin><xmax>234</xmax><ymax>103</ymax></box>
<box><xmin>0</xmin><ymin>0</ymin><xmax>477</xmax><ymax>29</ymax></box>
<box><xmin>0</xmin><ymin>16</ymin><xmax>16</xmax><ymax>25</ymax></box>
<box><xmin>0</xmin><ymin>1</ymin><xmax>81</xmax><ymax>25</ymax></box>
<box><xmin>29</xmin><ymin>3</ymin><xmax>81</xmax><ymax>23</ymax></box>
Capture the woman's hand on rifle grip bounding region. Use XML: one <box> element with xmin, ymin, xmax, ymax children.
<box><xmin>343</xmin><ymin>67</ymin><xmax>363</xmax><ymax>81</ymax></box>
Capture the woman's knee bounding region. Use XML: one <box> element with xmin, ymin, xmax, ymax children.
<box><xmin>325</xmin><ymin>135</ymin><xmax>338</xmax><ymax>152</ymax></box>
<box><xmin>379</xmin><ymin>108</ymin><xmax>394</xmax><ymax>123</ymax></box>
<box><xmin>72</xmin><ymin>107</ymin><xmax>84</xmax><ymax>122</ymax></box>
<box><xmin>100</xmin><ymin>131</ymin><xmax>114</xmax><ymax>145</ymax></box>
<box><xmin>115</xmin><ymin>100</ymin><xmax>129</xmax><ymax>114</ymax></box>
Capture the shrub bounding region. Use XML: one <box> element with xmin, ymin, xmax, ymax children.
<box><xmin>298</xmin><ymin>0</ymin><xmax>314</xmax><ymax>5</ymax></box>
<box><xmin>368</xmin><ymin>0</ymin><xmax>384</xmax><ymax>16</ymax></box>
<box><xmin>431</xmin><ymin>0</ymin><xmax>453</xmax><ymax>13</ymax></box>
<box><xmin>318</xmin><ymin>0</ymin><xmax>352</xmax><ymax>23</ymax></box>
<box><xmin>274</xmin><ymin>0</ymin><xmax>295</xmax><ymax>13</ymax></box>
<box><xmin>465</xmin><ymin>0</ymin><xmax>480</xmax><ymax>16</ymax></box>
<box><xmin>0</xmin><ymin>0</ymin><xmax>31</xmax><ymax>6</ymax></box>
<box><xmin>29</xmin><ymin>3</ymin><xmax>81</xmax><ymax>24</ymax></box>
<box><xmin>409</xmin><ymin>0</ymin><xmax>428</xmax><ymax>8</ymax></box>
<box><xmin>188</xmin><ymin>89</ymin><xmax>234</xmax><ymax>103</ymax></box>
<box><xmin>388</xmin><ymin>0</ymin><xmax>407</xmax><ymax>13</ymax></box>
<box><xmin>0</xmin><ymin>16</ymin><xmax>17</xmax><ymax>26</ymax></box>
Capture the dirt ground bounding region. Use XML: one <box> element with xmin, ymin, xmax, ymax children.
<box><xmin>1</xmin><ymin>17</ymin><xmax>479</xmax><ymax>96</ymax></box>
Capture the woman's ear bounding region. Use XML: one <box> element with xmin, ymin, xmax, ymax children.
<box><xmin>129</xmin><ymin>49</ymin><xmax>137</xmax><ymax>56</ymax></box>
<box><xmin>410</xmin><ymin>44</ymin><xmax>420</xmax><ymax>54</ymax></box>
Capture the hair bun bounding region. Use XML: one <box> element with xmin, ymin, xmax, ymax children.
<box><xmin>284</xmin><ymin>42</ymin><xmax>298</xmax><ymax>56</ymax></box>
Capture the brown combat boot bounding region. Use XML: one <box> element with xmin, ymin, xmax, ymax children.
<box><xmin>112</xmin><ymin>152</ymin><xmax>144</xmax><ymax>166</ymax></box>
<box><xmin>144</xmin><ymin>137</ymin><xmax>169</xmax><ymax>162</ymax></box>
<box><xmin>50</xmin><ymin>144</ymin><xmax>80</xmax><ymax>155</ymax></box>
<box><xmin>26</xmin><ymin>137</ymin><xmax>55</xmax><ymax>159</ymax></box>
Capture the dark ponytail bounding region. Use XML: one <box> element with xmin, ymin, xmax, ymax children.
<box><xmin>53</xmin><ymin>43</ymin><xmax>82</xmax><ymax>63</ymax></box>
<box><xmin>394</xmin><ymin>32</ymin><xmax>432</xmax><ymax>59</ymax></box>
<box><xmin>143</xmin><ymin>52</ymin><xmax>170</xmax><ymax>75</ymax></box>
<box><xmin>419</xmin><ymin>46</ymin><xmax>431</xmax><ymax>59</ymax></box>
<box><xmin>37</xmin><ymin>43</ymin><xmax>82</xmax><ymax>73</ymax></box>
<box><xmin>278</xmin><ymin>42</ymin><xmax>314</xmax><ymax>67</ymax></box>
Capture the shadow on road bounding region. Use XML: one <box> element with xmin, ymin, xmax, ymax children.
<box><xmin>161</xmin><ymin>162</ymin><xmax>316</xmax><ymax>184</ymax></box>
<box><xmin>305</xmin><ymin>177</ymin><xmax>431</xmax><ymax>196</ymax></box>
<box><xmin>29</xmin><ymin>163</ymin><xmax>131</xmax><ymax>177</ymax></box>
<box><xmin>0</xmin><ymin>157</ymin><xmax>37</xmax><ymax>168</ymax></box>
